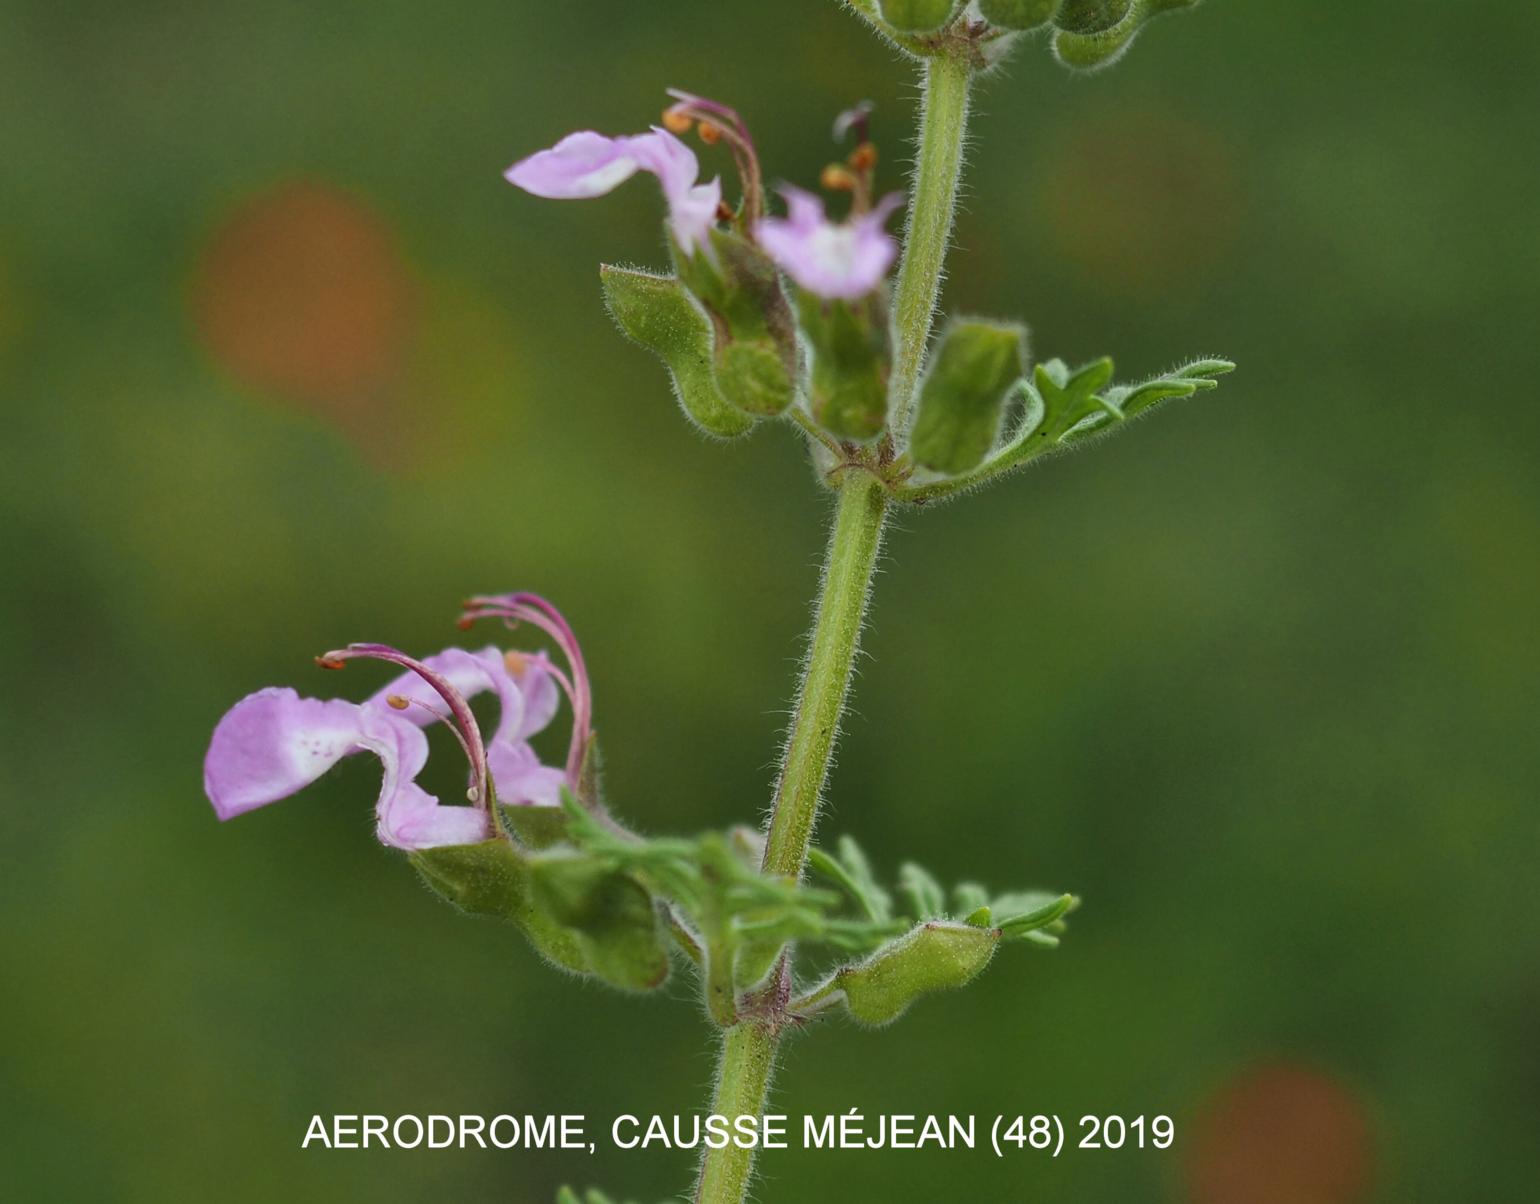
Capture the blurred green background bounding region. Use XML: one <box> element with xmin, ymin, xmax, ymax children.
<box><xmin>3</xmin><ymin>1</ymin><xmax>1537</xmax><ymax>1200</ymax></box>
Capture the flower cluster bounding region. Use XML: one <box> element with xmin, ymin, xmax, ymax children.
<box><xmin>506</xmin><ymin>90</ymin><xmax>903</xmax><ymax>302</ymax></box>
<box><xmin>203</xmin><ymin>594</ymin><xmax>590</xmax><ymax>850</ymax></box>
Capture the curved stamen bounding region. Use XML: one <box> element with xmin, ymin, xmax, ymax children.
<box><xmin>664</xmin><ymin>88</ymin><xmax>763</xmax><ymax>226</ymax></box>
<box><xmin>666</xmin><ymin>88</ymin><xmax>756</xmax><ymax>158</ymax></box>
<box><xmin>460</xmin><ymin>593</ymin><xmax>592</xmax><ymax>781</ymax></box>
<box><xmin>514</xmin><ymin>653</ymin><xmax>581</xmax><ymax>733</ymax></box>
<box><xmin>498</xmin><ymin>649</ymin><xmax>584</xmax><ymax>762</ymax></box>
<box><xmin>833</xmin><ymin>100</ymin><xmax>874</xmax><ymax>146</ymax></box>
<box><xmin>387</xmin><ymin>693</ymin><xmax>485</xmax><ymax>800</ymax></box>
<box><xmin>318</xmin><ymin>643</ymin><xmax>491</xmax><ymax>808</ymax></box>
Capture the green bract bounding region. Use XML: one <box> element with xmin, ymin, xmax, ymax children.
<box><xmin>909</xmin><ymin>319</ymin><xmax>1027</xmax><ymax>474</ymax></box>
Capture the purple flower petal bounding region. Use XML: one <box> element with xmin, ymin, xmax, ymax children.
<box><xmin>504</xmin><ymin>650</ymin><xmax>562</xmax><ymax>742</ymax></box>
<box><xmin>376</xmin><ymin>781</ymin><xmax>490</xmax><ymax>850</ymax></box>
<box><xmin>363</xmin><ymin>640</ymin><xmax>569</xmax><ymax>819</ymax></box>
<box><xmin>504</xmin><ymin>130</ymin><xmax>650</xmax><ymax>199</ymax></box>
<box><xmin>668</xmin><ymin>177</ymin><xmax>722</xmax><ymax>256</ymax></box>
<box><xmin>507</xmin><ymin>127</ymin><xmax>720</xmax><ymax>256</ymax></box>
<box><xmin>489</xmin><ymin>740</ymin><xmax>568</xmax><ymax>808</ymax></box>
<box><xmin>624</xmin><ymin>128</ymin><xmax>722</xmax><ymax>256</ymax></box>
<box><xmin>203</xmin><ymin>689</ymin><xmax>402</xmax><ymax>820</ymax></box>
<box><xmin>755</xmin><ymin>186</ymin><xmax>904</xmax><ymax>300</ymax></box>
<box><xmin>203</xmin><ymin>685</ymin><xmax>495</xmax><ymax>851</ymax></box>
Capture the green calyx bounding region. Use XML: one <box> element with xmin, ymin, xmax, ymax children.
<box><xmin>799</xmin><ymin>892</ymin><xmax>1068</xmax><ymax>1026</ymax></box>
<box><xmin>798</xmin><ymin>835</ymin><xmax>1076</xmax><ymax>1024</ymax></box>
<box><xmin>878</xmin><ymin>0</ymin><xmax>958</xmax><ymax>33</ymax></box>
<box><xmin>797</xmin><ymin>292</ymin><xmax>891</xmax><ymax>441</ymax></box>
<box><xmin>413</xmin><ymin>799</ymin><xmax>1072</xmax><ymax>1031</ymax></box>
<box><xmin>836</xmin><ymin>921</ymin><xmax>999</xmax><ymax>1026</ymax></box>
<box><xmin>1054</xmin><ymin>0</ymin><xmax>1132</xmax><ymax>34</ymax></box>
<box><xmin>1053</xmin><ymin>0</ymin><xmax>1199</xmax><ymax>70</ymax></box>
<box><xmin>599</xmin><ymin>232</ymin><xmax>804</xmax><ymax>439</ymax></box>
<box><xmin>599</xmin><ymin>265</ymin><xmax>754</xmax><ymax>438</ymax></box>
<box><xmin>675</xmin><ymin>230</ymin><xmax>799</xmax><ymax>418</ymax></box>
<box><xmin>980</xmin><ymin>0</ymin><xmax>1061</xmax><ymax>31</ymax></box>
<box><xmin>411</xmin><ymin>834</ymin><xmax>670</xmax><ymax>992</ymax></box>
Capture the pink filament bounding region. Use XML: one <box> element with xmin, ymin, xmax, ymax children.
<box><xmin>319</xmin><ymin>643</ymin><xmax>491</xmax><ymax>808</ymax></box>
<box><xmin>462</xmin><ymin>593</ymin><xmax>592</xmax><ymax>781</ymax></box>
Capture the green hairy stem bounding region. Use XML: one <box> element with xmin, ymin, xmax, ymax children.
<box><xmin>760</xmin><ymin>474</ymin><xmax>889</xmax><ymax>879</ymax></box>
<box><xmin>693</xmin><ymin>1023</ymin><xmax>779</xmax><ymax>1202</ymax></box>
<box><xmin>692</xmin><ymin>473</ymin><xmax>888</xmax><ymax>1204</ymax></box>
<box><xmin>692</xmin><ymin>49</ymin><xmax>975</xmax><ymax>1204</ymax></box>
<box><xmin>888</xmin><ymin>53</ymin><xmax>972</xmax><ymax>440</ymax></box>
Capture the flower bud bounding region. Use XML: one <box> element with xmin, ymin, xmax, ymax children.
<box><xmin>599</xmin><ymin>265</ymin><xmax>755</xmax><ymax>438</ymax></box>
<box><xmin>1053</xmin><ymin>0</ymin><xmax>1132</xmax><ymax>34</ymax></box>
<box><xmin>979</xmin><ymin>0</ymin><xmax>1060</xmax><ymax>31</ymax></box>
<box><xmin>797</xmin><ymin>295</ymin><xmax>891</xmax><ymax>441</ymax></box>
<box><xmin>908</xmin><ymin>319</ymin><xmax>1027</xmax><ymax>474</ymax></box>
<box><xmin>1053</xmin><ymin>0</ymin><xmax>1197</xmax><ymax>70</ymax></box>
<box><xmin>836</xmin><ymin>921</ymin><xmax>999</xmax><ymax>1025</ymax></box>
<box><xmin>878</xmin><ymin>0</ymin><xmax>957</xmax><ymax>33</ymax></box>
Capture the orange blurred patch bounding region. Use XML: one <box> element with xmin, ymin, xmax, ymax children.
<box><xmin>1041</xmin><ymin>107</ymin><xmax>1241</xmax><ymax>293</ymax></box>
<box><xmin>191</xmin><ymin>181</ymin><xmax>417</xmax><ymax>453</ymax></box>
<box><xmin>1185</xmin><ymin>1061</ymin><xmax>1375</xmax><ymax>1204</ymax></box>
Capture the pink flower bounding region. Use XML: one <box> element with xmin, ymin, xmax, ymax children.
<box><xmin>754</xmin><ymin>186</ymin><xmax>904</xmax><ymax>300</ymax></box>
<box><xmin>506</xmin><ymin>128</ymin><xmax>722</xmax><ymax>256</ymax></box>
<box><xmin>203</xmin><ymin>594</ymin><xmax>591</xmax><ymax>851</ymax></box>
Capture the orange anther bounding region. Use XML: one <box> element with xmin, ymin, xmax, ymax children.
<box><xmin>821</xmin><ymin>164</ymin><xmax>858</xmax><ymax>192</ymax></box>
<box><xmin>849</xmin><ymin>142</ymin><xmax>878</xmax><ymax>173</ymax></box>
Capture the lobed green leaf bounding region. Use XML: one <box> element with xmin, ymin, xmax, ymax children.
<box><xmin>895</xmin><ymin>356</ymin><xmax>1234</xmax><ymax>502</ymax></box>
